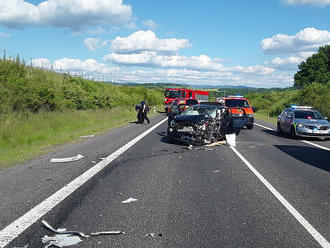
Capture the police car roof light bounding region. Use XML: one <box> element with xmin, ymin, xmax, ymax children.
<box><xmin>227</xmin><ymin>95</ymin><xmax>244</xmax><ymax>98</ymax></box>
<box><xmin>290</xmin><ymin>105</ymin><xmax>313</xmax><ymax>109</ymax></box>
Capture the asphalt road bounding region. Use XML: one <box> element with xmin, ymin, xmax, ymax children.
<box><xmin>1</xmin><ymin>115</ymin><xmax>330</xmax><ymax>248</ymax></box>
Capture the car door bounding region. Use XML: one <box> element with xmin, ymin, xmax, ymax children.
<box><xmin>283</xmin><ymin>109</ymin><xmax>294</xmax><ymax>133</ymax></box>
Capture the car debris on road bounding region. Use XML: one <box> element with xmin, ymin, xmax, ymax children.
<box><xmin>41</xmin><ymin>220</ymin><xmax>125</xmax><ymax>247</ymax></box>
<box><xmin>121</xmin><ymin>197</ymin><xmax>138</xmax><ymax>203</ymax></box>
<box><xmin>50</xmin><ymin>154</ymin><xmax>84</xmax><ymax>163</ymax></box>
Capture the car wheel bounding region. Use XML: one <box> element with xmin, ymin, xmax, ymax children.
<box><xmin>290</xmin><ymin>126</ymin><xmax>297</xmax><ymax>139</ymax></box>
<box><xmin>247</xmin><ymin>124</ymin><xmax>253</xmax><ymax>129</ymax></box>
<box><xmin>276</xmin><ymin>123</ymin><xmax>282</xmax><ymax>135</ymax></box>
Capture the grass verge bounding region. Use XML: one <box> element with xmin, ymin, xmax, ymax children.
<box><xmin>0</xmin><ymin>106</ymin><xmax>163</xmax><ymax>168</ymax></box>
<box><xmin>254</xmin><ymin>112</ymin><xmax>277</xmax><ymax>125</ymax></box>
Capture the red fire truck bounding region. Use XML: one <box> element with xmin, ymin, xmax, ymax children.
<box><xmin>164</xmin><ymin>88</ymin><xmax>209</xmax><ymax>112</ymax></box>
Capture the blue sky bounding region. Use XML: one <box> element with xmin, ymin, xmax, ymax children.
<box><xmin>0</xmin><ymin>0</ymin><xmax>329</xmax><ymax>87</ymax></box>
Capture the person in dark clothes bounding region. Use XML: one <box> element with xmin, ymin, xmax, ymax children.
<box><xmin>135</xmin><ymin>101</ymin><xmax>150</xmax><ymax>124</ymax></box>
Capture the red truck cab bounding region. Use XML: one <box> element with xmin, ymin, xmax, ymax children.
<box><xmin>218</xmin><ymin>95</ymin><xmax>255</xmax><ymax>129</ymax></box>
<box><xmin>164</xmin><ymin>88</ymin><xmax>209</xmax><ymax>113</ymax></box>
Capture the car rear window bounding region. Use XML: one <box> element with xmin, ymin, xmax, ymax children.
<box><xmin>225</xmin><ymin>99</ymin><xmax>250</xmax><ymax>108</ymax></box>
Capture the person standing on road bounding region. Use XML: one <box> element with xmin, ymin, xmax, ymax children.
<box><xmin>140</xmin><ymin>101</ymin><xmax>150</xmax><ymax>124</ymax></box>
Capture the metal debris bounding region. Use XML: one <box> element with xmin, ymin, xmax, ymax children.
<box><xmin>42</xmin><ymin>234</ymin><xmax>82</xmax><ymax>248</ymax></box>
<box><xmin>78</xmin><ymin>135</ymin><xmax>95</xmax><ymax>138</ymax></box>
<box><xmin>91</xmin><ymin>231</ymin><xmax>125</xmax><ymax>236</ymax></box>
<box><xmin>213</xmin><ymin>170</ymin><xmax>220</xmax><ymax>173</ymax></box>
<box><xmin>122</xmin><ymin>197</ymin><xmax>138</xmax><ymax>203</ymax></box>
<box><xmin>187</xmin><ymin>144</ymin><xmax>194</xmax><ymax>150</ymax></box>
<box><xmin>204</xmin><ymin>140</ymin><xmax>226</xmax><ymax>147</ymax></box>
<box><xmin>50</xmin><ymin>154</ymin><xmax>84</xmax><ymax>163</ymax></box>
<box><xmin>144</xmin><ymin>233</ymin><xmax>155</xmax><ymax>238</ymax></box>
<box><xmin>42</xmin><ymin>220</ymin><xmax>89</xmax><ymax>238</ymax></box>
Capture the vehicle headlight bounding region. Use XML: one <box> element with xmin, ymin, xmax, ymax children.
<box><xmin>170</xmin><ymin>120</ymin><xmax>176</xmax><ymax>127</ymax></box>
<box><xmin>297</xmin><ymin>123</ymin><xmax>305</xmax><ymax>128</ymax></box>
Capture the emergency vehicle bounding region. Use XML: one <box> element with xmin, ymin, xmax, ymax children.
<box><xmin>216</xmin><ymin>95</ymin><xmax>255</xmax><ymax>129</ymax></box>
<box><xmin>164</xmin><ymin>88</ymin><xmax>209</xmax><ymax>113</ymax></box>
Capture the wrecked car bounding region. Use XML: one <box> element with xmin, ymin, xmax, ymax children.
<box><xmin>167</xmin><ymin>103</ymin><xmax>248</xmax><ymax>145</ymax></box>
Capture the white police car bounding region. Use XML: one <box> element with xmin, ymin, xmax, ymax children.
<box><xmin>277</xmin><ymin>105</ymin><xmax>330</xmax><ymax>140</ymax></box>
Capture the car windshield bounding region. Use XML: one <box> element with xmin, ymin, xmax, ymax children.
<box><xmin>294</xmin><ymin>110</ymin><xmax>323</xmax><ymax>120</ymax></box>
<box><xmin>225</xmin><ymin>99</ymin><xmax>249</xmax><ymax>108</ymax></box>
<box><xmin>165</xmin><ymin>90</ymin><xmax>181</xmax><ymax>98</ymax></box>
<box><xmin>181</xmin><ymin>106</ymin><xmax>217</xmax><ymax>118</ymax></box>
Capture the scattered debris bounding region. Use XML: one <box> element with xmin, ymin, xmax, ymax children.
<box><xmin>204</xmin><ymin>140</ymin><xmax>226</xmax><ymax>147</ymax></box>
<box><xmin>42</xmin><ymin>220</ymin><xmax>124</xmax><ymax>247</ymax></box>
<box><xmin>187</xmin><ymin>144</ymin><xmax>194</xmax><ymax>150</ymax></box>
<box><xmin>91</xmin><ymin>231</ymin><xmax>125</xmax><ymax>236</ymax></box>
<box><xmin>144</xmin><ymin>233</ymin><xmax>155</xmax><ymax>238</ymax></box>
<box><xmin>225</xmin><ymin>134</ymin><xmax>236</xmax><ymax>147</ymax></box>
<box><xmin>213</xmin><ymin>170</ymin><xmax>220</xmax><ymax>173</ymax></box>
<box><xmin>122</xmin><ymin>197</ymin><xmax>138</xmax><ymax>204</ymax></box>
<box><xmin>92</xmin><ymin>161</ymin><xmax>97</xmax><ymax>164</ymax></box>
<box><xmin>12</xmin><ymin>244</ymin><xmax>29</xmax><ymax>248</ymax></box>
<box><xmin>50</xmin><ymin>154</ymin><xmax>84</xmax><ymax>163</ymax></box>
<box><xmin>42</xmin><ymin>220</ymin><xmax>89</xmax><ymax>238</ymax></box>
<box><xmin>78</xmin><ymin>135</ymin><xmax>95</xmax><ymax>138</ymax></box>
<box><xmin>42</xmin><ymin>234</ymin><xmax>82</xmax><ymax>248</ymax></box>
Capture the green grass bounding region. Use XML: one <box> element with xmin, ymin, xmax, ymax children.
<box><xmin>254</xmin><ymin>112</ymin><xmax>277</xmax><ymax>125</ymax></box>
<box><xmin>0</xmin><ymin>106</ymin><xmax>162</xmax><ymax>168</ymax></box>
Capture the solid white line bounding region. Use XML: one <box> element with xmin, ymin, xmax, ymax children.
<box><xmin>230</xmin><ymin>146</ymin><xmax>330</xmax><ymax>248</ymax></box>
<box><xmin>301</xmin><ymin>140</ymin><xmax>330</xmax><ymax>151</ymax></box>
<box><xmin>254</xmin><ymin>122</ymin><xmax>275</xmax><ymax>131</ymax></box>
<box><xmin>255</xmin><ymin>122</ymin><xmax>330</xmax><ymax>151</ymax></box>
<box><xmin>0</xmin><ymin>118</ymin><xmax>168</xmax><ymax>248</ymax></box>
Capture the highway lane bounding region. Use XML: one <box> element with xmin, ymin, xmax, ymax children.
<box><xmin>5</xmin><ymin>118</ymin><xmax>330</xmax><ymax>248</ymax></box>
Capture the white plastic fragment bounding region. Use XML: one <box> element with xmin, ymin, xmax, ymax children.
<box><xmin>78</xmin><ymin>135</ymin><xmax>95</xmax><ymax>138</ymax></box>
<box><xmin>50</xmin><ymin>154</ymin><xmax>84</xmax><ymax>163</ymax></box>
<box><xmin>122</xmin><ymin>197</ymin><xmax>138</xmax><ymax>203</ymax></box>
<box><xmin>187</xmin><ymin>145</ymin><xmax>194</xmax><ymax>150</ymax></box>
<box><xmin>213</xmin><ymin>170</ymin><xmax>220</xmax><ymax>173</ymax></box>
<box><xmin>225</xmin><ymin>134</ymin><xmax>236</xmax><ymax>147</ymax></box>
<box><xmin>42</xmin><ymin>234</ymin><xmax>82</xmax><ymax>248</ymax></box>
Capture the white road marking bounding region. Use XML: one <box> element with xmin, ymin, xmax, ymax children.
<box><xmin>0</xmin><ymin>118</ymin><xmax>168</xmax><ymax>248</ymax></box>
<box><xmin>301</xmin><ymin>140</ymin><xmax>330</xmax><ymax>151</ymax></box>
<box><xmin>230</xmin><ymin>146</ymin><xmax>330</xmax><ymax>248</ymax></box>
<box><xmin>254</xmin><ymin>123</ymin><xmax>274</xmax><ymax>131</ymax></box>
<box><xmin>255</xmin><ymin>122</ymin><xmax>330</xmax><ymax>151</ymax></box>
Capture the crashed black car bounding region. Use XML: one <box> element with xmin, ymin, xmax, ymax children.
<box><xmin>167</xmin><ymin>103</ymin><xmax>248</xmax><ymax>145</ymax></box>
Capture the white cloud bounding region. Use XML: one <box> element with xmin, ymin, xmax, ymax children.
<box><xmin>32</xmin><ymin>58</ymin><xmax>120</xmax><ymax>74</ymax></box>
<box><xmin>0</xmin><ymin>0</ymin><xmax>132</xmax><ymax>30</ymax></box>
<box><xmin>142</xmin><ymin>20</ymin><xmax>159</xmax><ymax>30</ymax></box>
<box><xmin>261</xmin><ymin>27</ymin><xmax>330</xmax><ymax>53</ymax></box>
<box><xmin>265</xmin><ymin>51</ymin><xmax>317</xmax><ymax>70</ymax></box>
<box><xmin>105</xmin><ymin>52</ymin><xmax>223</xmax><ymax>71</ymax></box>
<box><xmin>32</xmin><ymin>57</ymin><xmax>288</xmax><ymax>87</ymax></box>
<box><xmin>282</xmin><ymin>0</ymin><xmax>330</xmax><ymax>6</ymax></box>
<box><xmin>84</xmin><ymin>38</ymin><xmax>100</xmax><ymax>51</ymax></box>
<box><xmin>0</xmin><ymin>32</ymin><xmax>10</xmax><ymax>38</ymax></box>
<box><xmin>111</xmin><ymin>30</ymin><xmax>191</xmax><ymax>54</ymax></box>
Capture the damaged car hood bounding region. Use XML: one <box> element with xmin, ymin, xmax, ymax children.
<box><xmin>174</xmin><ymin>115</ymin><xmax>212</xmax><ymax>125</ymax></box>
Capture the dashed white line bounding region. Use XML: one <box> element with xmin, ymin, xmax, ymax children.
<box><xmin>230</xmin><ymin>146</ymin><xmax>330</xmax><ymax>248</ymax></box>
<box><xmin>0</xmin><ymin>118</ymin><xmax>168</xmax><ymax>248</ymax></box>
<box><xmin>255</xmin><ymin>122</ymin><xmax>330</xmax><ymax>151</ymax></box>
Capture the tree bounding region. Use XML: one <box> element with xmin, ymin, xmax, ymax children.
<box><xmin>294</xmin><ymin>45</ymin><xmax>330</xmax><ymax>88</ymax></box>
